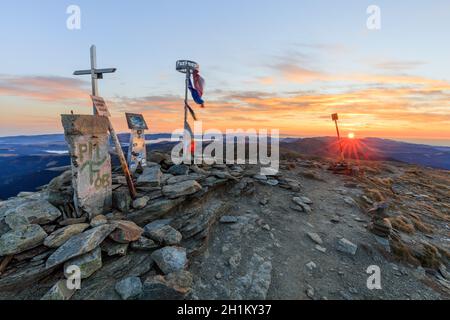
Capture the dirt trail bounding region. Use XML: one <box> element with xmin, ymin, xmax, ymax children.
<box><xmin>189</xmin><ymin>162</ymin><xmax>448</xmax><ymax>300</ymax></box>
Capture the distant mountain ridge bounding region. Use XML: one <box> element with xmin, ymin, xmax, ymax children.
<box><xmin>0</xmin><ymin>134</ymin><xmax>448</xmax><ymax>200</ymax></box>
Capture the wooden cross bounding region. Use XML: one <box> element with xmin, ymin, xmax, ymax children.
<box><xmin>74</xmin><ymin>45</ymin><xmax>116</xmax><ymax>115</ymax></box>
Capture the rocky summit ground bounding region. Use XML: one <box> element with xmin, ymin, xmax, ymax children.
<box><xmin>0</xmin><ymin>151</ymin><xmax>449</xmax><ymax>300</ymax></box>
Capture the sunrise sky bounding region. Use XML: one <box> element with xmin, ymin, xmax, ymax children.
<box><xmin>0</xmin><ymin>0</ymin><xmax>449</xmax><ymax>145</ymax></box>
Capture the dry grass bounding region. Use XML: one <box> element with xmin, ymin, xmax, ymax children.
<box><xmin>390</xmin><ymin>239</ymin><xmax>421</xmax><ymax>266</ymax></box>
<box><xmin>389</xmin><ymin>216</ymin><xmax>416</xmax><ymax>234</ymax></box>
<box><xmin>365</xmin><ymin>188</ymin><xmax>386</xmax><ymax>202</ymax></box>
<box><xmin>409</xmin><ymin>213</ymin><xmax>434</xmax><ymax>234</ymax></box>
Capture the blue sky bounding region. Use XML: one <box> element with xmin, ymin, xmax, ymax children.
<box><xmin>0</xmin><ymin>0</ymin><xmax>449</xmax><ymax>143</ymax></box>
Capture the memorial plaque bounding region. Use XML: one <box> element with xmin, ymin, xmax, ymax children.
<box><xmin>126</xmin><ymin>113</ymin><xmax>148</xmax><ymax>173</ymax></box>
<box><xmin>61</xmin><ymin>114</ymin><xmax>112</xmax><ymax>219</ymax></box>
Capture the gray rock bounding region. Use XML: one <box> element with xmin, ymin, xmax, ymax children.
<box><xmin>167</xmin><ymin>174</ymin><xmax>204</xmax><ymax>185</ymax></box>
<box><xmin>132</xmin><ymin>196</ymin><xmax>150</xmax><ymax>210</ymax></box>
<box><xmin>64</xmin><ymin>247</ymin><xmax>102</xmax><ymax>279</ymax></box>
<box><xmin>266</xmin><ymin>179</ymin><xmax>279</xmax><ymax>186</ymax></box>
<box><xmin>144</xmin><ymin>223</ymin><xmax>182</xmax><ymax>245</ymax></box>
<box><xmin>128</xmin><ymin>197</ymin><xmax>186</xmax><ymax>226</ymax></box>
<box><xmin>142</xmin><ymin>271</ymin><xmax>192</xmax><ymax>300</ymax></box>
<box><xmin>162</xmin><ymin>180</ymin><xmax>202</xmax><ymax>199</ymax></box>
<box><xmin>0</xmin><ymin>261</ymin><xmax>56</xmax><ymax>291</ymax></box>
<box><xmin>101</xmin><ymin>239</ymin><xmax>129</xmax><ymax>256</ymax></box>
<box><xmin>46</xmin><ymin>224</ymin><xmax>115</xmax><ymax>268</ymax></box>
<box><xmin>130</xmin><ymin>236</ymin><xmax>159</xmax><ymax>251</ymax></box>
<box><xmin>168</xmin><ymin>165</ymin><xmax>189</xmax><ymax>176</ymax></box>
<box><xmin>253</xmin><ymin>174</ymin><xmax>267</xmax><ymax>181</ymax></box>
<box><xmin>292</xmin><ymin>197</ymin><xmax>312</xmax><ymax>213</ymax></box>
<box><xmin>112</xmin><ymin>188</ymin><xmax>132</xmax><ymax>213</ymax></box>
<box><xmin>299</xmin><ymin>196</ymin><xmax>313</xmax><ymax>205</ymax></box>
<box><xmin>306</xmin><ymin>261</ymin><xmax>317</xmax><ymax>271</ymax></box>
<box><xmin>0</xmin><ymin>225</ymin><xmax>47</xmax><ymax>256</ymax></box>
<box><xmin>109</xmin><ymin>220</ymin><xmax>144</xmax><ymax>243</ymax></box>
<box><xmin>307</xmin><ymin>232</ymin><xmax>323</xmax><ymax>245</ymax></box>
<box><xmin>220</xmin><ymin>216</ymin><xmax>238</xmax><ymax>224</ymax></box>
<box><xmin>90</xmin><ymin>215</ymin><xmax>107</xmax><ymax>228</ymax></box>
<box><xmin>137</xmin><ymin>165</ymin><xmax>162</xmax><ymax>187</ymax></box>
<box><xmin>41</xmin><ymin>280</ymin><xmax>75</xmax><ymax>300</ymax></box>
<box><xmin>4</xmin><ymin>200</ymin><xmax>61</xmax><ymax>229</ymax></box>
<box><xmin>337</xmin><ymin>238</ymin><xmax>358</xmax><ymax>255</ymax></box>
<box><xmin>151</xmin><ymin>246</ymin><xmax>187</xmax><ymax>274</ymax></box>
<box><xmin>115</xmin><ymin>276</ymin><xmax>143</xmax><ymax>300</ymax></box>
<box><xmin>44</xmin><ymin>223</ymin><xmax>90</xmax><ymax>248</ymax></box>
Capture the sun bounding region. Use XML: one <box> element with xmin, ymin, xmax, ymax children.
<box><xmin>347</xmin><ymin>132</ymin><xmax>355</xmax><ymax>139</ymax></box>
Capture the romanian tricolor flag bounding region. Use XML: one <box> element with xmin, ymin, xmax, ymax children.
<box><xmin>188</xmin><ymin>69</ymin><xmax>205</xmax><ymax>107</ymax></box>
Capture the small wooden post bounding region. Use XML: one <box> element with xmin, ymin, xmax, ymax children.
<box><xmin>331</xmin><ymin>113</ymin><xmax>345</xmax><ymax>162</ymax></box>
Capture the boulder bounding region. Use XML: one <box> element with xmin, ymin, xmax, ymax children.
<box><xmin>109</xmin><ymin>220</ymin><xmax>143</xmax><ymax>244</ymax></box>
<box><xmin>144</xmin><ymin>223</ymin><xmax>182</xmax><ymax>245</ymax></box>
<box><xmin>115</xmin><ymin>276</ymin><xmax>143</xmax><ymax>300</ymax></box>
<box><xmin>142</xmin><ymin>271</ymin><xmax>193</xmax><ymax>300</ymax></box>
<box><xmin>130</xmin><ymin>236</ymin><xmax>159</xmax><ymax>251</ymax></box>
<box><xmin>64</xmin><ymin>247</ymin><xmax>102</xmax><ymax>279</ymax></box>
<box><xmin>112</xmin><ymin>188</ymin><xmax>132</xmax><ymax>213</ymax></box>
<box><xmin>151</xmin><ymin>246</ymin><xmax>187</xmax><ymax>274</ymax></box>
<box><xmin>337</xmin><ymin>238</ymin><xmax>358</xmax><ymax>255</ymax></box>
<box><xmin>132</xmin><ymin>196</ymin><xmax>150</xmax><ymax>210</ymax></box>
<box><xmin>46</xmin><ymin>171</ymin><xmax>73</xmax><ymax>207</ymax></box>
<box><xmin>46</xmin><ymin>224</ymin><xmax>115</xmax><ymax>268</ymax></box>
<box><xmin>137</xmin><ymin>166</ymin><xmax>162</xmax><ymax>187</ymax></box>
<box><xmin>0</xmin><ymin>225</ymin><xmax>47</xmax><ymax>256</ymax></box>
<box><xmin>101</xmin><ymin>239</ymin><xmax>129</xmax><ymax>256</ymax></box>
<box><xmin>162</xmin><ymin>180</ymin><xmax>202</xmax><ymax>199</ymax></box>
<box><xmin>168</xmin><ymin>165</ymin><xmax>189</xmax><ymax>176</ymax></box>
<box><xmin>4</xmin><ymin>200</ymin><xmax>61</xmax><ymax>229</ymax></box>
<box><xmin>41</xmin><ymin>280</ymin><xmax>75</xmax><ymax>300</ymax></box>
<box><xmin>44</xmin><ymin>223</ymin><xmax>89</xmax><ymax>248</ymax></box>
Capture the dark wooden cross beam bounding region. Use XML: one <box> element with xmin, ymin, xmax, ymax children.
<box><xmin>73</xmin><ymin>45</ymin><xmax>116</xmax><ymax>115</ymax></box>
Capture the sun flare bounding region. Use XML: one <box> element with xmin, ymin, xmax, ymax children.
<box><xmin>348</xmin><ymin>132</ymin><xmax>355</xmax><ymax>139</ymax></box>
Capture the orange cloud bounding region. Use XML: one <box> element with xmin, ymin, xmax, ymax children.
<box><xmin>0</xmin><ymin>75</ymin><xmax>88</xmax><ymax>102</ymax></box>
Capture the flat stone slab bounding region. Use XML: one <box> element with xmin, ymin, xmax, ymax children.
<box><xmin>46</xmin><ymin>224</ymin><xmax>115</xmax><ymax>268</ymax></box>
<box><xmin>0</xmin><ymin>225</ymin><xmax>48</xmax><ymax>256</ymax></box>
<box><xmin>151</xmin><ymin>246</ymin><xmax>187</xmax><ymax>275</ymax></box>
<box><xmin>143</xmin><ymin>223</ymin><xmax>182</xmax><ymax>246</ymax></box>
<box><xmin>142</xmin><ymin>271</ymin><xmax>193</xmax><ymax>300</ymax></box>
<box><xmin>337</xmin><ymin>238</ymin><xmax>358</xmax><ymax>255</ymax></box>
<box><xmin>109</xmin><ymin>220</ymin><xmax>143</xmax><ymax>244</ymax></box>
<box><xmin>44</xmin><ymin>223</ymin><xmax>90</xmax><ymax>248</ymax></box>
<box><xmin>162</xmin><ymin>180</ymin><xmax>202</xmax><ymax>199</ymax></box>
<box><xmin>130</xmin><ymin>236</ymin><xmax>159</xmax><ymax>251</ymax></box>
<box><xmin>220</xmin><ymin>216</ymin><xmax>238</xmax><ymax>224</ymax></box>
<box><xmin>4</xmin><ymin>200</ymin><xmax>61</xmax><ymax>229</ymax></box>
<box><xmin>137</xmin><ymin>166</ymin><xmax>162</xmax><ymax>187</ymax></box>
<box><xmin>41</xmin><ymin>280</ymin><xmax>76</xmax><ymax>301</ymax></box>
<box><xmin>64</xmin><ymin>247</ymin><xmax>102</xmax><ymax>279</ymax></box>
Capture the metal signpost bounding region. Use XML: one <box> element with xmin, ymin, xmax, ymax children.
<box><xmin>176</xmin><ymin>60</ymin><xmax>200</xmax><ymax>160</ymax></box>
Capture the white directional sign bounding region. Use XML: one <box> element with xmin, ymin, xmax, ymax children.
<box><xmin>90</xmin><ymin>95</ymin><xmax>111</xmax><ymax>117</ymax></box>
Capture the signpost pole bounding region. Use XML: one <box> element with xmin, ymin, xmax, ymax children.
<box><xmin>91</xmin><ymin>96</ymin><xmax>137</xmax><ymax>200</ymax></box>
<box><xmin>108</xmin><ymin>122</ymin><xmax>137</xmax><ymax>199</ymax></box>
<box><xmin>332</xmin><ymin>114</ymin><xmax>345</xmax><ymax>162</ymax></box>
